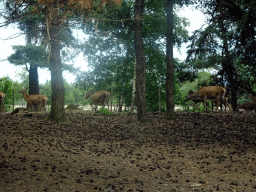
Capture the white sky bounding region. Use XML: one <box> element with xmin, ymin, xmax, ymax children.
<box><xmin>0</xmin><ymin>5</ymin><xmax>205</xmax><ymax>84</ymax></box>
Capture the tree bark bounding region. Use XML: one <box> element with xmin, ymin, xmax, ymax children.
<box><xmin>166</xmin><ymin>0</ymin><xmax>175</xmax><ymax>116</ymax></box>
<box><xmin>220</xmin><ymin>1</ymin><xmax>238</xmax><ymax>111</ymax></box>
<box><xmin>134</xmin><ymin>0</ymin><xmax>149</xmax><ymax>122</ymax></box>
<box><xmin>26</xmin><ymin>25</ymin><xmax>39</xmax><ymax>96</ymax></box>
<box><xmin>26</xmin><ymin>24</ymin><xmax>39</xmax><ymax>111</ymax></box>
<box><xmin>47</xmin><ymin>7</ymin><xmax>66</xmax><ymax>121</ymax></box>
<box><xmin>29</xmin><ymin>65</ymin><xmax>39</xmax><ymax>95</ymax></box>
<box><xmin>131</xmin><ymin>60</ymin><xmax>136</xmax><ymax>113</ymax></box>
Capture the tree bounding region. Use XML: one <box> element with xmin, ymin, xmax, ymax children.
<box><xmin>8</xmin><ymin>44</ymin><xmax>49</xmax><ymax>94</ymax></box>
<box><xmin>218</xmin><ymin>1</ymin><xmax>238</xmax><ymax>111</ymax></box>
<box><xmin>134</xmin><ymin>0</ymin><xmax>149</xmax><ymax>121</ymax></box>
<box><xmin>165</xmin><ymin>0</ymin><xmax>194</xmax><ymax>116</ymax></box>
<box><xmin>0</xmin><ymin>77</ymin><xmax>13</xmax><ymax>110</ymax></box>
<box><xmin>165</xmin><ymin>0</ymin><xmax>175</xmax><ymax>116</ymax></box>
<box><xmin>18</xmin><ymin>15</ymin><xmax>43</xmax><ymax>95</ymax></box>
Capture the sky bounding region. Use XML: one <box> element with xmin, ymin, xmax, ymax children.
<box><xmin>0</xmin><ymin>5</ymin><xmax>205</xmax><ymax>85</ymax></box>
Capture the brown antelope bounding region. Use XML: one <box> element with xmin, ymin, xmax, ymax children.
<box><xmin>211</xmin><ymin>96</ymin><xmax>231</xmax><ymax>111</ymax></box>
<box><xmin>186</xmin><ymin>86</ymin><xmax>226</xmax><ymax>112</ymax></box>
<box><xmin>84</xmin><ymin>90</ymin><xmax>110</xmax><ymax>111</ymax></box>
<box><xmin>0</xmin><ymin>91</ymin><xmax>5</xmax><ymax>111</ymax></box>
<box><xmin>18</xmin><ymin>87</ymin><xmax>48</xmax><ymax>111</ymax></box>
<box><xmin>237</xmin><ymin>102</ymin><xmax>256</xmax><ymax>112</ymax></box>
<box><xmin>187</xmin><ymin>95</ymin><xmax>207</xmax><ymax>110</ymax></box>
<box><xmin>249</xmin><ymin>93</ymin><xmax>256</xmax><ymax>104</ymax></box>
<box><xmin>190</xmin><ymin>96</ymin><xmax>230</xmax><ymax>112</ymax></box>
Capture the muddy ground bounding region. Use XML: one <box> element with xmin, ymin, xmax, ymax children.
<box><xmin>1</xmin><ymin>110</ymin><xmax>256</xmax><ymax>192</ymax></box>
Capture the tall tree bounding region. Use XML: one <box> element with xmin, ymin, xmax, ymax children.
<box><xmin>8</xmin><ymin>44</ymin><xmax>48</xmax><ymax>95</ymax></box>
<box><xmin>219</xmin><ymin>0</ymin><xmax>238</xmax><ymax>111</ymax></box>
<box><xmin>166</xmin><ymin>0</ymin><xmax>175</xmax><ymax>116</ymax></box>
<box><xmin>165</xmin><ymin>0</ymin><xmax>193</xmax><ymax>116</ymax></box>
<box><xmin>44</xmin><ymin>5</ymin><xmax>64</xmax><ymax>121</ymax></box>
<box><xmin>134</xmin><ymin>0</ymin><xmax>148</xmax><ymax>121</ymax></box>
<box><xmin>23</xmin><ymin>20</ymin><xmax>40</xmax><ymax>95</ymax></box>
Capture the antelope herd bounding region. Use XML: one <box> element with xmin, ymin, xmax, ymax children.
<box><xmin>0</xmin><ymin>85</ymin><xmax>255</xmax><ymax>113</ymax></box>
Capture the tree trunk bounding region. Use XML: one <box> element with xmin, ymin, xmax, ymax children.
<box><xmin>26</xmin><ymin>24</ymin><xmax>39</xmax><ymax>110</ymax></box>
<box><xmin>220</xmin><ymin>2</ymin><xmax>238</xmax><ymax>111</ymax></box>
<box><xmin>134</xmin><ymin>0</ymin><xmax>148</xmax><ymax>122</ymax></box>
<box><xmin>29</xmin><ymin>65</ymin><xmax>39</xmax><ymax>95</ymax></box>
<box><xmin>26</xmin><ymin>25</ymin><xmax>39</xmax><ymax>96</ymax></box>
<box><xmin>119</xmin><ymin>95</ymin><xmax>123</xmax><ymax>112</ymax></box>
<box><xmin>131</xmin><ymin>57</ymin><xmax>136</xmax><ymax>113</ymax></box>
<box><xmin>166</xmin><ymin>0</ymin><xmax>175</xmax><ymax>116</ymax></box>
<box><xmin>159</xmin><ymin>87</ymin><xmax>161</xmax><ymax>112</ymax></box>
<box><xmin>111</xmin><ymin>89</ymin><xmax>113</xmax><ymax>112</ymax></box>
<box><xmin>47</xmin><ymin>7</ymin><xmax>66</xmax><ymax>121</ymax></box>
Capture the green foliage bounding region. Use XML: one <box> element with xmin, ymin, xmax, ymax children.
<box><xmin>175</xmin><ymin>61</ymin><xmax>198</xmax><ymax>83</ymax></box>
<box><xmin>8</xmin><ymin>44</ymin><xmax>49</xmax><ymax>68</ymax></box>
<box><xmin>179</xmin><ymin>81</ymin><xmax>197</xmax><ymax>100</ymax></box>
<box><xmin>146</xmin><ymin>85</ymin><xmax>166</xmax><ymax>112</ymax></box>
<box><xmin>145</xmin><ymin>47</ymin><xmax>166</xmax><ymax>112</ymax></box>
<box><xmin>13</xmin><ymin>81</ymin><xmax>26</xmax><ymax>105</ymax></box>
<box><xmin>99</xmin><ymin>107</ymin><xmax>111</xmax><ymax>115</ymax></box>
<box><xmin>39</xmin><ymin>79</ymin><xmax>85</xmax><ymax>106</ymax></box>
<box><xmin>16</xmin><ymin>68</ymin><xmax>29</xmax><ymax>87</ymax></box>
<box><xmin>237</xmin><ymin>93</ymin><xmax>254</xmax><ymax>105</ymax></box>
<box><xmin>0</xmin><ymin>77</ymin><xmax>27</xmax><ymax>110</ymax></box>
<box><xmin>39</xmin><ymin>80</ymin><xmax>52</xmax><ymax>105</ymax></box>
<box><xmin>8</xmin><ymin>44</ymin><xmax>79</xmax><ymax>75</ymax></box>
<box><xmin>196</xmin><ymin>70</ymin><xmax>213</xmax><ymax>87</ymax></box>
<box><xmin>64</xmin><ymin>80</ymin><xmax>85</xmax><ymax>105</ymax></box>
<box><xmin>0</xmin><ymin>77</ymin><xmax>13</xmax><ymax>106</ymax></box>
<box><xmin>173</xmin><ymin>83</ymin><xmax>184</xmax><ymax>105</ymax></box>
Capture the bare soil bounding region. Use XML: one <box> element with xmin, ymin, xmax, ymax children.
<box><xmin>1</xmin><ymin>110</ymin><xmax>256</xmax><ymax>192</ymax></box>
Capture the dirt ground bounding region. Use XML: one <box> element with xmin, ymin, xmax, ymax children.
<box><xmin>1</xmin><ymin>110</ymin><xmax>256</xmax><ymax>192</ymax></box>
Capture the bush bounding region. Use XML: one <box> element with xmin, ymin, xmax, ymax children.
<box><xmin>99</xmin><ymin>107</ymin><xmax>111</xmax><ymax>115</ymax></box>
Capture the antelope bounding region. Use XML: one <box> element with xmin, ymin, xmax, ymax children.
<box><xmin>186</xmin><ymin>86</ymin><xmax>226</xmax><ymax>112</ymax></box>
<box><xmin>0</xmin><ymin>91</ymin><xmax>5</xmax><ymax>111</ymax></box>
<box><xmin>84</xmin><ymin>90</ymin><xmax>110</xmax><ymax>111</ymax></box>
<box><xmin>187</xmin><ymin>95</ymin><xmax>207</xmax><ymax>110</ymax></box>
<box><xmin>18</xmin><ymin>87</ymin><xmax>48</xmax><ymax>111</ymax></box>
<box><xmin>189</xmin><ymin>96</ymin><xmax>230</xmax><ymax>112</ymax></box>
<box><xmin>237</xmin><ymin>102</ymin><xmax>256</xmax><ymax>112</ymax></box>
<box><xmin>249</xmin><ymin>93</ymin><xmax>256</xmax><ymax>104</ymax></box>
<box><xmin>211</xmin><ymin>96</ymin><xmax>231</xmax><ymax>112</ymax></box>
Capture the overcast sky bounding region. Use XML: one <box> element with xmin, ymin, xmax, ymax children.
<box><xmin>0</xmin><ymin>5</ymin><xmax>205</xmax><ymax>85</ymax></box>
